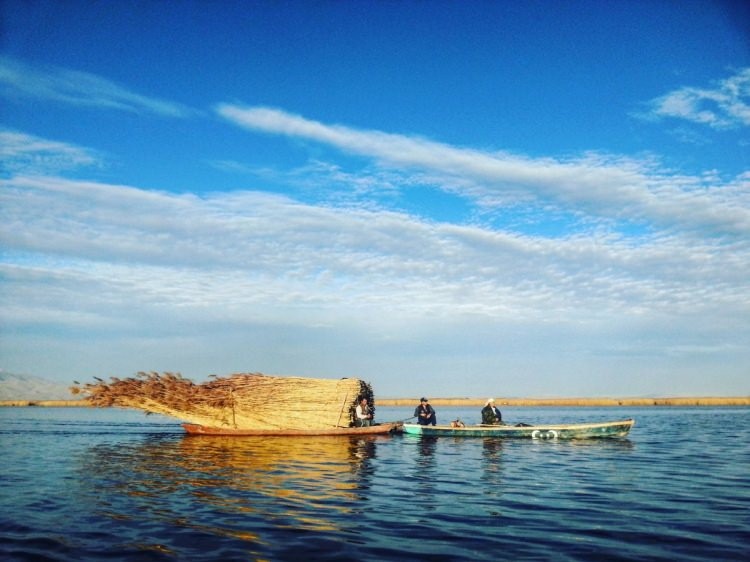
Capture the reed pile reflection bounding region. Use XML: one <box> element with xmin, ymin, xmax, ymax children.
<box><xmin>76</xmin><ymin>433</ymin><xmax>387</xmax><ymax>551</ymax></box>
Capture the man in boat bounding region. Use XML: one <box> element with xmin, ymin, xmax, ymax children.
<box><xmin>355</xmin><ymin>397</ymin><xmax>373</xmax><ymax>427</ymax></box>
<box><xmin>481</xmin><ymin>398</ymin><xmax>504</xmax><ymax>425</ymax></box>
<box><xmin>414</xmin><ymin>397</ymin><xmax>437</xmax><ymax>426</ymax></box>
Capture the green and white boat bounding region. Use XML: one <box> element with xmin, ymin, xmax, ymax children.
<box><xmin>402</xmin><ymin>418</ymin><xmax>634</xmax><ymax>439</ymax></box>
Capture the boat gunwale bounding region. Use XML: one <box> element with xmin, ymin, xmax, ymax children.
<box><xmin>403</xmin><ymin>418</ymin><xmax>634</xmax><ymax>431</ymax></box>
<box><xmin>182</xmin><ymin>421</ymin><xmax>403</xmax><ymax>436</ymax></box>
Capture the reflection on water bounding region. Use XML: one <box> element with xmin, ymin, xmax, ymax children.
<box><xmin>76</xmin><ymin>433</ymin><xmax>385</xmax><ymax>543</ymax></box>
<box><xmin>4</xmin><ymin>407</ymin><xmax>749</xmax><ymax>561</ymax></box>
<box><xmin>415</xmin><ymin>435</ymin><xmax>437</xmax><ymax>467</ymax></box>
<box><xmin>481</xmin><ymin>438</ymin><xmax>503</xmax><ymax>485</ymax></box>
<box><xmin>410</xmin><ymin>436</ymin><xmax>439</xmax><ymax>509</ymax></box>
<box><xmin>481</xmin><ymin>437</ymin><xmax>503</xmax><ymax>460</ymax></box>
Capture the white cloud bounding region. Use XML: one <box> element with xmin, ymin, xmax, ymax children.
<box><xmin>2</xmin><ymin>98</ymin><xmax>748</xmax><ymax>393</ymax></box>
<box><xmin>2</xmin><ymin>174</ymin><xmax>747</xmax><ymax>321</ymax></box>
<box><xmin>2</xmin><ymin>172</ymin><xmax>748</xmax><ymax>394</ymax></box>
<box><xmin>647</xmin><ymin>67</ymin><xmax>750</xmax><ymax>129</ymax></box>
<box><xmin>0</xmin><ymin>129</ymin><xmax>102</xmax><ymax>174</ymax></box>
<box><xmin>0</xmin><ymin>56</ymin><xmax>195</xmax><ymax>118</ymax></box>
<box><xmin>215</xmin><ymin>105</ymin><xmax>641</xmax><ymax>197</ymax></box>
<box><xmin>216</xmin><ymin>104</ymin><xmax>750</xmax><ymax>236</ymax></box>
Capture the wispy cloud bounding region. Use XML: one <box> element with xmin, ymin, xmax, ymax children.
<box><xmin>2</xmin><ymin>171</ymin><xmax>748</xmax><ymax>394</ymax></box>
<box><xmin>646</xmin><ymin>67</ymin><xmax>750</xmax><ymax>129</ymax></box>
<box><xmin>0</xmin><ymin>130</ymin><xmax>102</xmax><ymax>175</ymax></box>
<box><xmin>2</xmin><ymin>174</ymin><xmax>747</xmax><ymax>322</ymax></box>
<box><xmin>0</xmin><ymin>56</ymin><xmax>195</xmax><ymax>118</ymax></box>
<box><xmin>216</xmin><ymin>104</ymin><xmax>750</xmax><ymax>235</ymax></box>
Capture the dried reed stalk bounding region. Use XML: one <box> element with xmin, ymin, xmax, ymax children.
<box><xmin>71</xmin><ymin>372</ymin><xmax>374</xmax><ymax>430</ymax></box>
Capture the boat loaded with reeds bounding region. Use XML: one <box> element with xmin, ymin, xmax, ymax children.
<box><xmin>72</xmin><ymin>371</ymin><xmax>402</xmax><ymax>436</ymax></box>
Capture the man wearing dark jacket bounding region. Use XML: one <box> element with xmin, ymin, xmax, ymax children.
<box><xmin>414</xmin><ymin>397</ymin><xmax>437</xmax><ymax>425</ymax></box>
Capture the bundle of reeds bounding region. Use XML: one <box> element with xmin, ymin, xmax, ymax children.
<box><xmin>71</xmin><ymin>372</ymin><xmax>374</xmax><ymax>430</ymax></box>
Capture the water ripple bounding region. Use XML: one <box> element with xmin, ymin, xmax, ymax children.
<box><xmin>1</xmin><ymin>407</ymin><xmax>748</xmax><ymax>560</ymax></box>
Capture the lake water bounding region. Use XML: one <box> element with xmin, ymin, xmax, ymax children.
<box><xmin>1</xmin><ymin>406</ymin><xmax>748</xmax><ymax>561</ymax></box>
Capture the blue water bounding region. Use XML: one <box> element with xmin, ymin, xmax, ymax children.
<box><xmin>1</xmin><ymin>406</ymin><xmax>748</xmax><ymax>561</ymax></box>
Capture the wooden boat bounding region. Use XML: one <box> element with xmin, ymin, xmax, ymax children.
<box><xmin>402</xmin><ymin>418</ymin><xmax>634</xmax><ymax>439</ymax></box>
<box><xmin>183</xmin><ymin>421</ymin><xmax>403</xmax><ymax>436</ymax></box>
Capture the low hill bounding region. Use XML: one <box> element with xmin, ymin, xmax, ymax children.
<box><xmin>0</xmin><ymin>371</ymin><xmax>77</xmax><ymax>401</ymax></box>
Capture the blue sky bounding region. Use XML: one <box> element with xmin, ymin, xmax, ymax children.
<box><xmin>1</xmin><ymin>0</ymin><xmax>749</xmax><ymax>398</ymax></box>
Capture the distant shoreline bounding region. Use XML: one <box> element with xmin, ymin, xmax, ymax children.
<box><xmin>379</xmin><ymin>397</ymin><xmax>750</xmax><ymax>407</ymax></box>
<box><xmin>1</xmin><ymin>397</ymin><xmax>748</xmax><ymax>407</ymax></box>
<box><xmin>0</xmin><ymin>400</ymin><xmax>93</xmax><ymax>407</ymax></box>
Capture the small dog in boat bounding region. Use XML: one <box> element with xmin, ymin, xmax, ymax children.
<box><xmin>450</xmin><ymin>419</ymin><xmax>466</xmax><ymax>428</ymax></box>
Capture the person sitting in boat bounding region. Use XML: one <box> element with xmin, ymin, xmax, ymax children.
<box><xmin>414</xmin><ymin>397</ymin><xmax>437</xmax><ymax>426</ymax></box>
<box><xmin>481</xmin><ymin>398</ymin><xmax>504</xmax><ymax>425</ymax></box>
<box><xmin>355</xmin><ymin>397</ymin><xmax>373</xmax><ymax>427</ymax></box>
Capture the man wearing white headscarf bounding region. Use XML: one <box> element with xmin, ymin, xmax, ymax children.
<box><xmin>481</xmin><ymin>398</ymin><xmax>503</xmax><ymax>425</ymax></box>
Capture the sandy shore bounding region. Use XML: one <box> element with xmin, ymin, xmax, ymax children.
<box><xmin>1</xmin><ymin>397</ymin><xmax>748</xmax><ymax>407</ymax></box>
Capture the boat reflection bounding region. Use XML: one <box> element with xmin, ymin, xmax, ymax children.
<box><xmin>77</xmin><ymin>433</ymin><xmax>386</xmax><ymax>537</ymax></box>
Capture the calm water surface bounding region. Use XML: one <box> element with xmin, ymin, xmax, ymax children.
<box><xmin>1</xmin><ymin>406</ymin><xmax>748</xmax><ymax>561</ymax></box>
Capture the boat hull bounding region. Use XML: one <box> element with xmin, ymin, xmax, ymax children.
<box><xmin>183</xmin><ymin>422</ymin><xmax>402</xmax><ymax>436</ymax></box>
<box><xmin>402</xmin><ymin>419</ymin><xmax>634</xmax><ymax>439</ymax></box>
